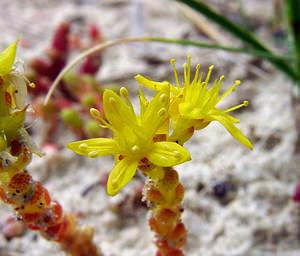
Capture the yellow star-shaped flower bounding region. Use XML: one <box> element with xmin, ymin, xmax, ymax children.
<box><xmin>68</xmin><ymin>85</ymin><xmax>191</xmax><ymax>196</ymax></box>
<box><xmin>135</xmin><ymin>56</ymin><xmax>253</xmax><ymax>149</ymax></box>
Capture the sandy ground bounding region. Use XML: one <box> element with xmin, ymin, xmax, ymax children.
<box><xmin>1</xmin><ymin>0</ymin><xmax>300</xmax><ymax>255</ymax></box>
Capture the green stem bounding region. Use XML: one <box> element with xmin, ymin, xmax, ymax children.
<box><xmin>175</xmin><ymin>0</ymin><xmax>299</xmax><ymax>82</ymax></box>
<box><xmin>285</xmin><ymin>0</ymin><xmax>300</xmax><ymax>74</ymax></box>
<box><xmin>44</xmin><ymin>36</ymin><xmax>299</xmax><ymax>105</ymax></box>
<box><xmin>145</xmin><ymin>37</ymin><xmax>289</xmax><ymax>60</ymax></box>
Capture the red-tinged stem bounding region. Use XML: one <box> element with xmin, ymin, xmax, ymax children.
<box><xmin>0</xmin><ymin>137</ymin><xmax>101</xmax><ymax>256</ymax></box>
<box><xmin>142</xmin><ymin>167</ymin><xmax>187</xmax><ymax>256</ymax></box>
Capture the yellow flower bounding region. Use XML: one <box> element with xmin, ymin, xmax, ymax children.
<box><xmin>68</xmin><ymin>86</ymin><xmax>191</xmax><ymax>196</ymax></box>
<box><xmin>135</xmin><ymin>56</ymin><xmax>253</xmax><ymax>149</ymax></box>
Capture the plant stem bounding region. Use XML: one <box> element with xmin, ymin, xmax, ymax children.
<box><xmin>175</xmin><ymin>0</ymin><xmax>299</xmax><ymax>82</ymax></box>
<box><xmin>44</xmin><ymin>36</ymin><xmax>297</xmax><ymax>106</ymax></box>
<box><xmin>142</xmin><ymin>167</ymin><xmax>187</xmax><ymax>256</ymax></box>
<box><xmin>0</xmin><ymin>137</ymin><xmax>101</xmax><ymax>256</ymax></box>
<box><xmin>285</xmin><ymin>0</ymin><xmax>300</xmax><ymax>76</ymax></box>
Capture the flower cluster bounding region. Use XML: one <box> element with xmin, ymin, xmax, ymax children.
<box><xmin>68</xmin><ymin>55</ymin><xmax>252</xmax><ymax>197</ymax></box>
<box><xmin>135</xmin><ymin>55</ymin><xmax>253</xmax><ymax>149</ymax></box>
<box><xmin>68</xmin><ymin>85</ymin><xmax>191</xmax><ymax>195</ymax></box>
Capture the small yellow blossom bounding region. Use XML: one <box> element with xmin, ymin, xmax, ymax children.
<box><xmin>68</xmin><ymin>85</ymin><xmax>191</xmax><ymax>196</ymax></box>
<box><xmin>135</xmin><ymin>56</ymin><xmax>253</xmax><ymax>149</ymax></box>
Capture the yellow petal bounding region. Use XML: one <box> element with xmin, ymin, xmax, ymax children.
<box><xmin>107</xmin><ymin>158</ymin><xmax>138</xmax><ymax>196</ymax></box>
<box><xmin>147</xmin><ymin>141</ymin><xmax>191</xmax><ymax>167</ymax></box>
<box><xmin>135</xmin><ymin>75</ymin><xmax>166</xmax><ymax>90</ymax></box>
<box><xmin>141</xmin><ymin>84</ymin><xmax>170</xmax><ymax>137</ymax></box>
<box><xmin>138</xmin><ymin>87</ymin><xmax>148</xmax><ymax>118</ymax></box>
<box><xmin>179</xmin><ymin>102</ymin><xmax>202</xmax><ymax>119</ymax></box>
<box><xmin>168</xmin><ymin>118</ymin><xmax>195</xmax><ymax>144</ymax></box>
<box><xmin>209</xmin><ymin>109</ymin><xmax>240</xmax><ymax>123</ymax></box>
<box><xmin>0</xmin><ymin>41</ymin><xmax>18</xmax><ymax>76</ymax></box>
<box><xmin>211</xmin><ymin>114</ymin><xmax>253</xmax><ymax>150</ymax></box>
<box><xmin>103</xmin><ymin>89</ymin><xmax>137</xmax><ymax>130</ymax></box>
<box><xmin>67</xmin><ymin>138</ymin><xmax>118</xmax><ymax>157</ymax></box>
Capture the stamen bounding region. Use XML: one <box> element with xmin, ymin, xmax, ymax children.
<box><xmin>90</xmin><ymin>108</ymin><xmax>101</xmax><ymax>120</ymax></box>
<box><xmin>183</xmin><ymin>63</ymin><xmax>187</xmax><ymax>86</ymax></box>
<box><xmin>120</xmin><ymin>87</ymin><xmax>135</xmax><ymax>115</ymax></box>
<box><xmin>170</xmin><ymin>59</ymin><xmax>180</xmax><ymax>88</ymax></box>
<box><xmin>224</xmin><ymin>100</ymin><xmax>249</xmax><ymax>113</ymax></box>
<box><xmin>199</xmin><ymin>72</ymin><xmax>203</xmax><ymax>84</ymax></box>
<box><xmin>193</xmin><ymin>64</ymin><xmax>201</xmax><ymax>84</ymax></box>
<box><xmin>187</xmin><ymin>54</ymin><xmax>191</xmax><ymax>85</ymax></box>
<box><xmin>218</xmin><ymin>80</ymin><xmax>241</xmax><ymax>103</ymax></box>
<box><xmin>204</xmin><ymin>65</ymin><xmax>214</xmax><ymax>85</ymax></box>
<box><xmin>21</xmin><ymin>74</ymin><xmax>36</xmax><ymax>88</ymax></box>
<box><xmin>89</xmin><ymin>108</ymin><xmax>110</xmax><ymax>128</ymax></box>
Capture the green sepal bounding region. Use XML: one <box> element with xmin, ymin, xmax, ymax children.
<box><xmin>0</xmin><ymin>107</ymin><xmax>26</xmax><ymax>143</ymax></box>
<box><xmin>0</xmin><ymin>40</ymin><xmax>18</xmax><ymax>76</ymax></box>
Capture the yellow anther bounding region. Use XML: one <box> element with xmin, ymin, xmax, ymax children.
<box><xmin>219</xmin><ymin>75</ymin><xmax>225</xmax><ymax>82</ymax></box>
<box><xmin>224</xmin><ymin>100</ymin><xmax>249</xmax><ymax>113</ymax></box>
<box><xmin>109</xmin><ymin>97</ymin><xmax>116</xmax><ymax>104</ymax></box>
<box><xmin>170</xmin><ymin>58</ymin><xmax>176</xmax><ymax>65</ymax></box>
<box><xmin>174</xmin><ymin>151</ymin><xmax>181</xmax><ymax>158</ymax></box>
<box><xmin>159</xmin><ymin>94</ymin><xmax>167</xmax><ymax>103</ymax></box>
<box><xmin>158</xmin><ymin>108</ymin><xmax>166</xmax><ymax>116</ymax></box>
<box><xmin>90</xmin><ymin>107</ymin><xmax>110</xmax><ymax>128</ymax></box>
<box><xmin>131</xmin><ymin>145</ymin><xmax>140</xmax><ymax>153</ymax></box>
<box><xmin>120</xmin><ymin>87</ymin><xmax>129</xmax><ymax>98</ymax></box>
<box><xmin>205</xmin><ymin>65</ymin><xmax>214</xmax><ymax>85</ymax></box>
<box><xmin>235</xmin><ymin>80</ymin><xmax>241</xmax><ymax>85</ymax></box>
<box><xmin>90</xmin><ymin>108</ymin><xmax>101</xmax><ymax>120</ymax></box>
<box><xmin>232</xmin><ymin>80</ymin><xmax>241</xmax><ymax>92</ymax></box>
<box><xmin>193</xmin><ymin>64</ymin><xmax>201</xmax><ymax>83</ymax></box>
<box><xmin>79</xmin><ymin>143</ymin><xmax>88</xmax><ymax>150</ymax></box>
<box><xmin>29</xmin><ymin>82</ymin><xmax>36</xmax><ymax>88</ymax></box>
<box><xmin>88</xmin><ymin>151</ymin><xmax>98</xmax><ymax>158</ymax></box>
